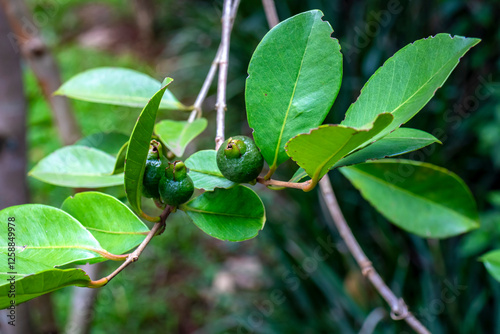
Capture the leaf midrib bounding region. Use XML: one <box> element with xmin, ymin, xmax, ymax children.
<box><xmin>0</xmin><ymin>245</ymin><xmax>103</xmax><ymax>252</ymax></box>
<box><xmin>271</xmin><ymin>23</ymin><xmax>315</xmax><ymax>169</ymax></box>
<box><xmin>312</xmin><ymin>128</ymin><xmax>354</xmax><ymax>181</ymax></box>
<box><xmin>184</xmin><ymin>207</ymin><xmax>262</xmax><ymax>219</ymax></box>
<box><xmin>31</xmin><ymin>171</ymin><xmax>120</xmax><ymax>177</ymax></box>
<box><xmin>85</xmin><ymin>227</ymin><xmax>148</xmax><ymax>235</ymax></box>
<box><xmin>189</xmin><ymin>167</ymin><xmax>225</xmax><ymax>177</ymax></box>
<box><xmin>61</xmin><ymin>92</ymin><xmax>179</xmax><ymax>106</ymax></box>
<box><xmin>348</xmin><ymin>39</ymin><xmax>471</xmax><ymax>126</ymax></box>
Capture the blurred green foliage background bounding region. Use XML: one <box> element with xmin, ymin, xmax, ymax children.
<box><xmin>20</xmin><ymin>0</ymin><xmax>500</xmax><ymax>333</ymax></box>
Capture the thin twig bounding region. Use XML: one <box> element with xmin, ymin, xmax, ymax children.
<box><xmin>188</xmin><ymin>53</ymin><xmax>220</xmax><ymax>122</ymax></box>
<box><xmin>262</xmin><ymin>0</ymin><xmax>279</xmax><ymax>28</ymax></box>
<box><xmin>319</xmin><ymin>177</ymin><xmax>430</xmax><ymax>334</ymax></box>
<box><xmin>214</xmin><ymin>0</ymin><xmax>233</xmax><ymax>150</ymax></box>
<box><xmin>188</xmin><ymin>0</ymin><xmax>241</xmax><ymax>123</ymax></box>
<box><xmin>89</xmin><ymin>206</ymin><xmax>172</xmax><ymax>287</ymax></box>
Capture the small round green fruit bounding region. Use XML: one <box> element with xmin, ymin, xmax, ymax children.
<box><xmin>142</xmin><ymin>140</ymin><xmax>167</xmax><ymax>199</ymax></box>
<box><xmin>158</xmin><ymin>161</ymin><xmax>194</xmax><ymax>206</ymax></box>
<box><xmin>216</xmin><ymin>135</ymin><xmax>264</xmax><ymax>183</ymax></box>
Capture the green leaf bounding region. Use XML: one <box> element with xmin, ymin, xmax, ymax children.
<box><xmin>62</xmin><ymin>192</ymin><xmax>148</xmax><ymax>255</ymax></box>
<box><xmin>342</xmin><ymin>34</ymin><xmax>480</xmax><ymax>139</ymax></box>
<box><xmin>0</xmin><ymin>204</ymin><xmax>107</xmax><ymax>283</ymax></box>
<box><xmin>125</xmin><ymin>79</ymin><xmax>172</xmax><ymax>221</ymax></box>
<box><xmin>29</xmin><ymin>146</ymin><xmax>124</xmax><ymax>188</ymax></box>
<box><xmin>286</xmin><ymin>113</ymin><xmax>393</xmax><ymax>184</ymax></box>
<box><xmin>154</xmin><ymin>118</ymin><xmax>208</xmax><ymax>157</ymax></box>
<box><xmin>75</xmin><ymin>132</ymin><xmax>129</xmax><ymax>156</ymax></box>
<box><xmin>180</xmin><ymin>186</ymin><xmax>265</xmax><ymax>242</ymax></box>
<box><xmin>480</xmin><ymin>250</ymin><xmax>500</xmax><ymax>282</ymax></box>
<box><xmin>340</xmin><ymin>160</ymin><xmax>479</xmax><ymax>238</ymax></box>
<box><xmin>246</xmin><ymin>10</ymin><xmax>342</xmax><ymax>174</ymax></box>
<box><xmin>332</xmin><ymin>128</ymin><xmax>441</xmax><ymax>168</ymax></box>
<box><xmin>112</xmin><ymin>141</ymin><xmax>128</xmax><ymax>175</ymax></box>
<box><xmin>0</xmin><ymin>269</ymin><xmax>90</xmax><ymax>308</ymax></box>
<box><xmin>55</xmin><ymin>67</ymin><xmax>185</xmax><ymax>110</ymax></box>
<box><xmin>184</xmin><ymin>150</ymin><xmax>236</xmax><ymax>191</ymax></box>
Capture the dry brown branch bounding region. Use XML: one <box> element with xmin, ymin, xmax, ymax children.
<box><xmin>319</xmin><ymin>177</ymin><xmax>430</xmax><ymax>334</ymax></box>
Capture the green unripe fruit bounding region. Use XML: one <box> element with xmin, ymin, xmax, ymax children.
<box><xmin>159</xmin><ymin>161</ymin><xmax>194</xmax><ymax>206</ymax></box>
<box><xmin>142</xmin><ymin>140</ymin><xmax>167</xmax><ymax>199</ymax></box>
<box><xmin>216</xmin><ymin>135</ymin><xmax>264</xmax><ymax>183</ymax></box>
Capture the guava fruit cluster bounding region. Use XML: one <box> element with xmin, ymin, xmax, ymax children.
<box><xmin>216</xmin><ymin>135</ymin><xmax>264</xmax><ymax>183</ymax></box>
<box><xmin>142</xmin><ymin>140</ymin><xmax>194</xmax><ymax>206</ymax></box>
<box><xmin>142</xmin><ymin>136</ymin><xmax>264</xmax><ymax>206</ymax></box>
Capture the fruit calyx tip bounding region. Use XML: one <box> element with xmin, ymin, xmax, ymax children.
<box><xmin>165</xmin><ymin>160</ymin><xmax>188</xmax><ymax>181</ymax></box>
<box><xmin>147</xmin><ymin>139</ymin><xmax>162</xmax><ymax>160</ymax></box>
<box><xmin>224</xmin><ymin>138</ymin><xmax>247</xmax><ymax>159</ymax></box>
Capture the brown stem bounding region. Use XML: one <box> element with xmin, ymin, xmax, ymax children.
<box><xmin>319</xmin><ymin>177</ymin><xmax>430</xmax><ymax>334</ymax></box>
<box><xmin>92</xmin><ymin>249</ymin><xmax>129</xmax><ymax>261</ymax></box>
<box><xmin>257</xmin><ymin>176</ymin><xmax>312</xmax><ymax>190</ymax></box>
<box><xmin>89</xmin><ymin>206</ymin><xmax>173</xmax><ymax>287</ymax></box>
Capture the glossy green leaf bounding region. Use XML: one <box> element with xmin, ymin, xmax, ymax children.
<box><xmin>180</xmin><ymin>186</ymin><xmax>265</xmax><ymax>242</ymax></box>
<box><xmin>0</xmin><ymin>269</ymin><xmax>90</xmax><ymax>308</ymax></box>
<box><xmin>0</xmin><ymin>204</ymin><xmax>107</xmax><ymax>283</ymax></box>
<box><xmin>155</xmin><ymin>118</ymin><xmax>208</xmax><ymax>157</ymax></box>
<box><xmin>55</xmin><ymin>67</ymin><xmax>185</xmax><ymax>110</ymax></box>
<box><xmin>184</xmin><ymin>150</ymin><xmax>235</xmax><ymax>191</ymax></box>
<box><xmin>62</xmin><ymin>192</ymin><xmax>148</xmax><ymax>255</ymax></box>
<box><xmin>342</xmin><ymin>34</ymin><xmax>480</xmax><ymax>140</ymax></box>
<box><xmin>480</xmin><ymin>250</ymin><xmax>500</xmax><ymax>282</ymax></box>
<box><xmin>332</xmin><ymin>128</ymin><xmax>441</xmax><ymax>168</ymax></box>
<box><xmin>125</xmin><ymin>79</ymin><xmax>172</xmax><ymax>221</ymax></box>
<box><xmin>286</xmin><ymin>113</ymin><xmax>393</xmax><ymax>184</ymax></box>
<box><xmin>29</xmin><ymin>146</ymin><xmax>124</xmax><ymax>188</ymax></box>
<box><xmin>340</xmin><ymin>160</ymin><xmax>479</xmax><ymax>238</ymax></box>
<box><xmin>112</xmin><ymin>141</ymin><xmax>128</xmax><ymax>175</ymax></box>
<box><xmin>246</xmin><ymin>10</ymin><xmax>342</xmax><ymax>173</ymax></box>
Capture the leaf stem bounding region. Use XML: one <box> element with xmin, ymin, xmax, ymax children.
<box><xmin>92</xmin><ymin>250</ymin><xmax>129</xmax><ymax>261</ymax></box>
<box><xmin>256</xmin><ymin>176</ymin><xmax>312</xmax><ymax>190</ymax></box>
<box><xmin>319</xmin><ymin>177</ymin><xmax>430</xmax><ymax>334</ymax></box>
<box><xmin>188</xmin><ymin>0</ymin><xmax>241</xmax><ymax>123</ymax></box>
<box><xmin>263</xmin><ymin>165</ymin><xmax>276</xmax><ymax>180</ymax></box>
<box><xmin>88</xmin><ymin>205</ymin><xmax>173</xmax><ymax>287</ymax></box>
